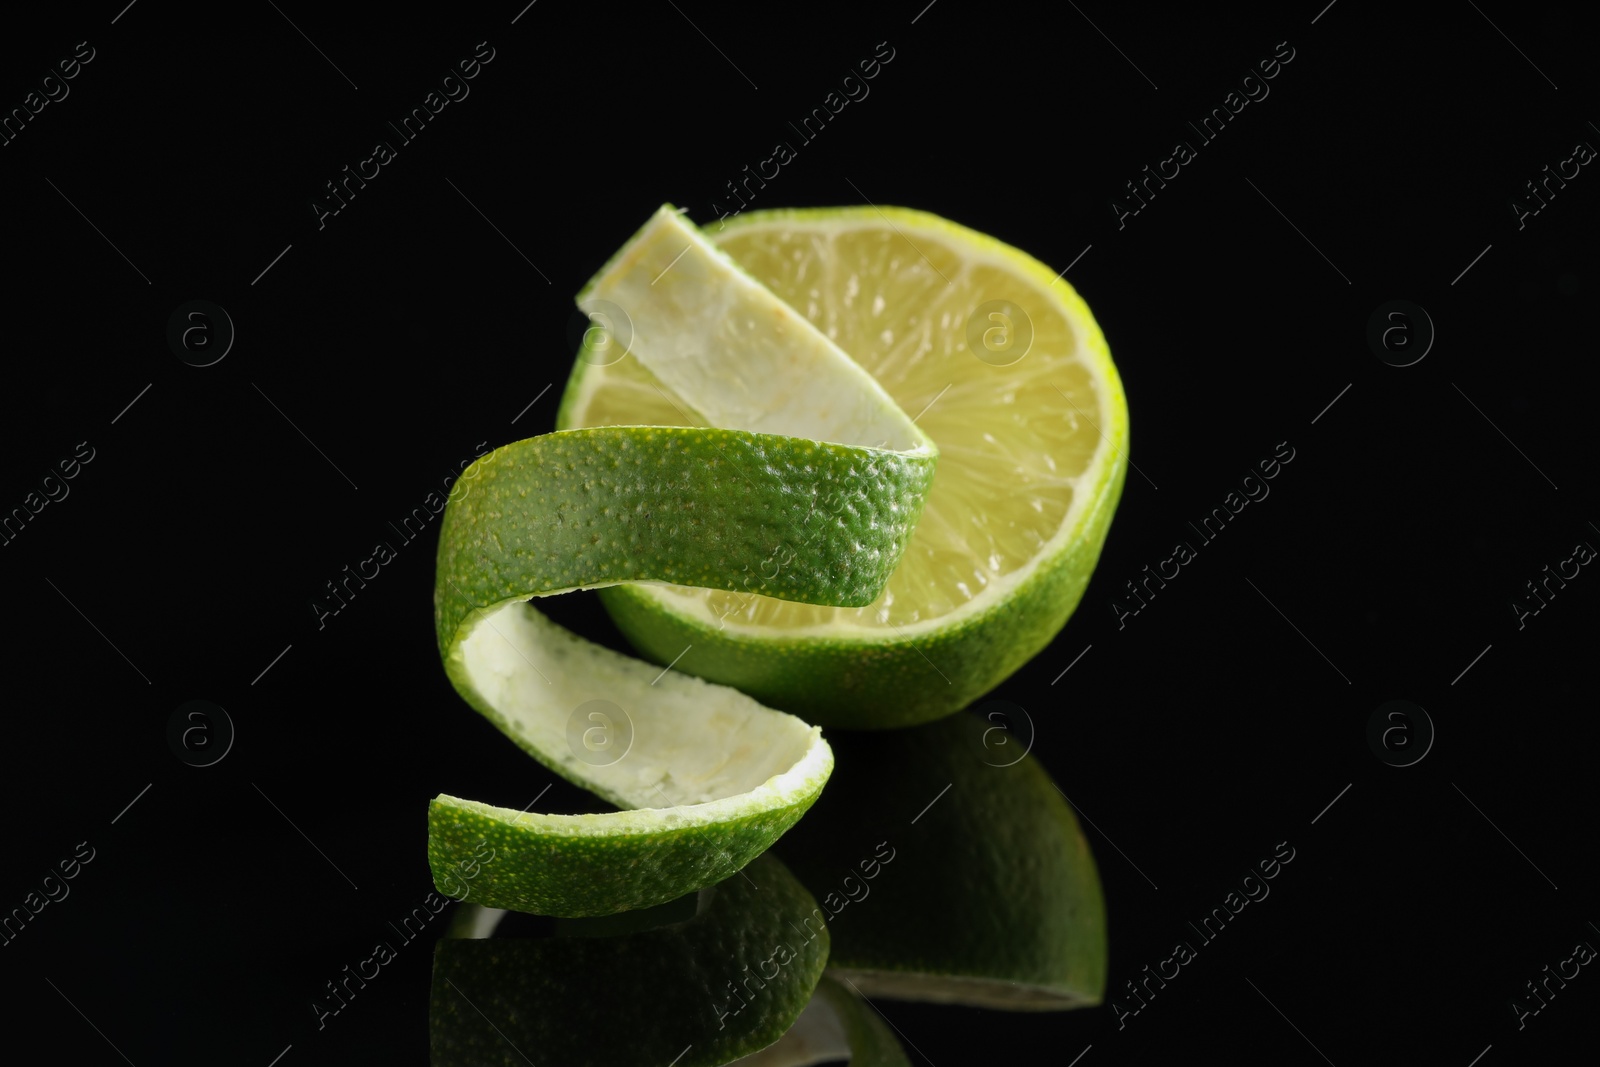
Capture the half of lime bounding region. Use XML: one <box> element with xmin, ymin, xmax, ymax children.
<box><xmin>560</xmin><ymin>206</ymin><xmax>1128</xmax><ymax>728</ymax></box>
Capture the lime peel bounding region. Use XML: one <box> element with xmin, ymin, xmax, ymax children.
<box><xmin>431</xmin><ymin>205</ymin><xmax>941</xmax><ymax>916</ymax></box>
<box><xmin>562</xmin><ymin>205</ymin><xmax>1129</xmax><ymax>728</ymax></box>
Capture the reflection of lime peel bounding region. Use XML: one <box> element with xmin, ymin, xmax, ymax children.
<box><xmin>443</xmin><ymin>903</ymin><xmax>505</xmax><ymax>940</ymax></box>
<box><xmin>728</xmin><ymin>976</ymin><xmax>910</xmax><ymax>1067</ymax></box>
<box><xmin>827</xmin><ymin>968</ymin><xmax>1099</xmax><ymax>1010</ymax></box>
<box><xmin>439</xmin><ymin>907</ymin><xmax>910</xmax><ymax>1066</ymax></box>
<box><xmin>428</xmin><ymin>854</ymin><xmax>828</xmax><ymax>1067</ymax></box>
<box><xmin>431</xmin><ymin>204</ymin><xmax>945</xmax><ymax>916</ymax></box>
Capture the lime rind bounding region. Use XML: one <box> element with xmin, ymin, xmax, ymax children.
<box><xmin>430</xmin><ymin>437</ymin><xmax>854</xmax><ymax>916</ymax></box>
<box><xmin>432</xmin><ymin>426</ymin><xmax>936</xmax><ymax>639</ymax></box>
<box><xmin>431</xmin><ymin>206</ymin><xmax>945</xmax><ymax>915</ymax></box>
<box><xmin>428</xmin><ymin>778</ymin><xmax>825</xmax><ymax>918</ymax></box>
<box><xmin>430</xmin><ymin>606</ymin><xmax>833</xmax><ymax>919</ymax></box>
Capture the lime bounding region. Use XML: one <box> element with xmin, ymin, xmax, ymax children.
<box><xmin>559</xmin><ymin>206</ymin><xmax>1128</xmax><ymax>727</ymax></box>
<box><xmin>777</xmin><ymin>709</ymin><xmax>1107</xmax><ymax>1008</ymax></box>
<box><xmin>432</xmin><ymin>207</ymin><xmax>941</xmax><ymax>915</ymax></box>
<box><xmin>429</xmin><ymin>853</ymin><xmax>829</xmax><ymax>1067</ymax></box>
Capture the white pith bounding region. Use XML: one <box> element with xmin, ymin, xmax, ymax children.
<box><xmin>457</xmin><ymin>602</ymin><xmax>830</xmax><ymax>819</ymax></box>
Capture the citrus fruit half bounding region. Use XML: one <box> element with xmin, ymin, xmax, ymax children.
<box><xmin>559</xmin><ymin>206</ymin><xmax>1128</xmax><ymax>728</ymax></box>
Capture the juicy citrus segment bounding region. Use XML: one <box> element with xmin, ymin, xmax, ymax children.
<box><xmin>558</xmin><ymin>207</ymin><xmax>1128</xmax><ymax>726</ymax></box>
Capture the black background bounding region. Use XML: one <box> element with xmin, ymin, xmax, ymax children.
<box><xmin>1</xmin><ymin>1</ymin><xmax>1596</xmax><ymax>1064</ymax></box>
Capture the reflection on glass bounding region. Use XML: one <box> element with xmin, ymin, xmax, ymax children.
<box><xmin>727</xmin><ymin>976</ymin><xmax>908</xmax><ymax>1067</ymax></box>
<box><xmin>429</xmin><ymin>708</ymin><xmax>1105</xmax><ymax>1063</ymax></box>
<box><xmin>430</xmin><ymin>853</ymin><xmax>835</xmax><ymax>1066</ymax></box>
<box><xmin>777</xmin><ymin>708</ymin><xmax>1107</xmax><ymax>1009</ymax></box>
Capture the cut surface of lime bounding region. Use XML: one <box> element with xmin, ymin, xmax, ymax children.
<box><xmin>432</xmin><ymin>206</ymin><xmax>940</xmax><ymax>915</ymax></box>
<box><xmin>559</xmin><ymin>206</ymin><xmax>1128</xmax><ymax>727</ymax></box>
